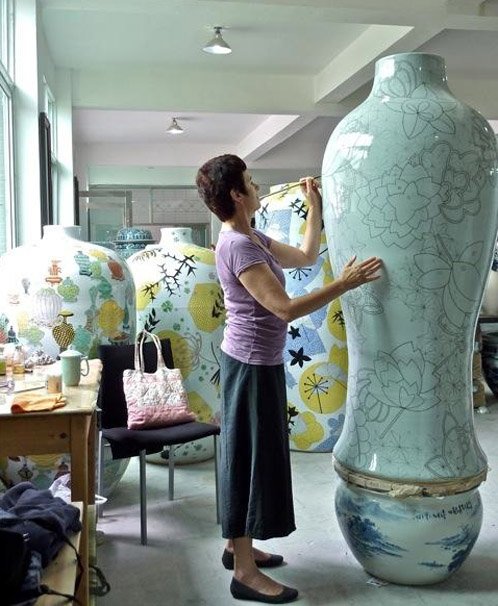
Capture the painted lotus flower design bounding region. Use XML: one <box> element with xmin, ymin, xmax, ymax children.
<box><xmin>358</xmin><ymin>342</ymin><xmax>439</xmax><ymax>435</ymax></box>
<box><xmin>340</xmin><ymin>287</ymin><xmax>383</xmax><ymax>346</ymax></box>
<box><xmin>420</xmin><ymin>141</ymin><xmax>486</xmax><ymax>221</ymax></box>
<box><xmin>355</xmin><ymin>162</ymin><xmax>441</xmax><ymax>248</ymax></box>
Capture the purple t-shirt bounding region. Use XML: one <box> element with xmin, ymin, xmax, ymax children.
<box><xmin>216</xmin><ymin>229</ymin><xmax>287</xmax><ymax>365</ymax></box>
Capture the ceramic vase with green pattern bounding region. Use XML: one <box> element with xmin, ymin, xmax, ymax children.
<box><xmin>322</xmin><ymin>53</ymin><xmax>498</xmax><ymax>584</ymax></box>
<box><xmin>0</xmin><ymin>225</ymin><xmax>135</xmax><ymax>358</ymax></box>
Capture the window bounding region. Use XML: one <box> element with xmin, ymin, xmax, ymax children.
<box><xmin>43</xmin><ymin>78</ymin><xmax>58</xmax><ymax>221</ymax></box>
<box><xmin>0</xmin><ymin>0</ymin><xmax>13</xmax><ymax>78</ymax></box>
<box><xmin>43</xmin><ymin>78</ymin><xmax>56</xmax><ymax>153</ymax></box>
<box><xmin>0</xmin><ymin>0</ymin><xmax>13</xmax><ymax>253</ymax></box>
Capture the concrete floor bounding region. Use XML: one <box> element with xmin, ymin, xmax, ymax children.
<box><xmin>96</xmin><ymin>397</ymin><xmax>498</xmax><ymax>606</ymax></box>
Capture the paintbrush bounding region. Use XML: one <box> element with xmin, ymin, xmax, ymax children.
<box><xmin>258</xmin><ymin>175</ymin><xmax>322</xmax><ymax>201</ymax></box>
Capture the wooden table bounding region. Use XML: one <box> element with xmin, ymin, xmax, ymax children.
<box><xmin>0</xmin><ymin>359</ymin><xmax>102</xmax><ymax>605</ymax></box>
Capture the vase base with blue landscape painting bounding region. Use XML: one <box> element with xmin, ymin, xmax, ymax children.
<box><xmin>335</xmin><ymin>480</ymin><xmax>482</xmax><ymax>585</ymax></box>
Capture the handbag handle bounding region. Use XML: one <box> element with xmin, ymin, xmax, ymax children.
<box><xmin>134</xmin><ymin>330</ymin><xmax>167</xmax><ymax>372</ymax></box>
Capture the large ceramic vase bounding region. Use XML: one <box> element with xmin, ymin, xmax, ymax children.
<box><xmin>0</xmin><ymin>225</ymin><xmax>135</xmax><ymax>496</ymax></box>
<box><xmin>0</xmin><ymin>225</ymin><xmax>136</xmax><ymax>358</ymax></box>
<box><xmin>127</xmin><ymin>227</ymin><xmax>225</xmax><ymax>463</ymax></box>
<box><xmin>322</xmin><ymin>53</ymin><xmax>498</xmax><ymax>584</ymax></box>
<box><xmin>255</xmin><ymin>183</ymin><xmax>348</xmax><ymax>451</ymax></box>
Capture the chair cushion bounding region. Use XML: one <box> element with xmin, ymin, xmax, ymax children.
<box><xmin>98</xmin><ymin>338</ymin><xmax>174</xmax><ymax>429</ymax></box>
<box><xmin>103</xmin><ymin>421</ymin><xmax>220</xmax><ymax>459</ymax></box>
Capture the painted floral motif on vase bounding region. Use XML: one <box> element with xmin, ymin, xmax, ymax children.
<box><xmin>0</xmin><ymin>226</ymin><xmax>136</xmax><ymax>358</ymax></box>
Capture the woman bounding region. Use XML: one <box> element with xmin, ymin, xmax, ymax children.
<box><xmin>196</xmin><ymin>155</ymin><xmax>382</xmax><ymax>604</ymax></box>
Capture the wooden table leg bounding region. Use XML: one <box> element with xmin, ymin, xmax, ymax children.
<box><xmin>88</xmin><ymin>412</ymin><xmax>96</xmax><ymax>506</ymax></box>
<box><xmin>70</xmin><ymin>415</ymin><xmax>92</xmax><ymax>606</ymax></box>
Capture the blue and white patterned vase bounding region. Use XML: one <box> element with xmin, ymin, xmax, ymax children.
<box><xmin>113</xmin><ymin>227</ymin><xmax>156</xmax><ymax>260</ymax></box>
<box><xmin>322</xmin><ymin>53</ymin><xmax>498</xmax><ymax>584</ymax></box>
<box><xmin>127</xmin><ymin>227</ymin><xmax>225</xmax><ymax>463</ymax></box>
<box><xmin>255</xmin><ymin>183</ymin><xmax>348</xmax><ymax>452</ymax></box>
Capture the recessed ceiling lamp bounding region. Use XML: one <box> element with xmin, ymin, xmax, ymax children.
<box><xmin>166</xmin><ymin>117</ymin><xmax>184</xmax><ymax>135</ymax></box>
<box><xmin>202</xmin><ymin>26</ymin><xmax>232</xmax><ymax>55</ymax></box>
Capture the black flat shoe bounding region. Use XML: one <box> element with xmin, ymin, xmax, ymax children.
<box><xmin>222</xmin><ymin>549</ymin><xmax>284</xmax><ymax>570</ymax></box>
<box><xmin>230</xmin><ymin>577</ymin><xmax>298</xmax><ymax>604</ymax></box>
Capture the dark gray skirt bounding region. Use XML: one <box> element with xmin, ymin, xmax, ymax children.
<box><xmin>220</xmin><ymin>351</ymin><xmax>296</xmax><ymax>540</ymax></box>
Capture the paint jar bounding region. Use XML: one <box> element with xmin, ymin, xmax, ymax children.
<box><xmin>12</xmin><ymin>345</ymin><xmax>25</xmax><ymax>375</ymax></box>
<box><xmin>46</xmin><ymin>366</ymin><xmax>62</xmax><ymax>394</ymax></box>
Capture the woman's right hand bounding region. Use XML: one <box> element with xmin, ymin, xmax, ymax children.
<box><xmin>339</xmin><ymin>255</ymin><xmax>383</xmax><ymax>290</ymax></box>
<box><xmin>299</xmin><ymin>177</ymin><xmax>322</xmax><ymax>212</ymax></box>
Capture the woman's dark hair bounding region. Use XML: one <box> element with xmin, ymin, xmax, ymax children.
<box><xmin>196</xmin><ymin>154</ymin><xmax>247</xmax><ymax>221</ymax></box>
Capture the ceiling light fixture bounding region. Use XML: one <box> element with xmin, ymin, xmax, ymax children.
<box><xmin>166</xmin><ymin>117</ymin><xmax>184</xmax><ymax>134</ymax></box>
<box><xmin>202</xmin><ymin>26</ymin><xmax>232</xmax><ymax>55</ymax></box>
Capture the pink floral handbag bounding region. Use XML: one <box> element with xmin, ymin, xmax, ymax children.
<box><xmin>123</xmin><ymin>330</ymin><xmax>196</xmax><ymax>429</ymax></box>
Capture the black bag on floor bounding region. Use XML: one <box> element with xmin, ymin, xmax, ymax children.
<box><xmin>0</xmin><ymin>482</ymin><xmax>110</xmax><ymax>604</ymax></box>
<box><xmin>0</xmin><ymin>527</ymin><xmax>30</xmax><ymax>603</ymax></box>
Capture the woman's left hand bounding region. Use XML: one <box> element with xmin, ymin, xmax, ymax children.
<box><xmin>300</xmin><ymin>177</ymin><xmax>322</xmax><ymax>211</ymax></box>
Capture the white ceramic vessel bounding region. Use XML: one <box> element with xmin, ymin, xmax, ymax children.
<box><xmin>0</xmin><ymin>225</ymin><xmax>136</xmax><ymax>358</ymax></box>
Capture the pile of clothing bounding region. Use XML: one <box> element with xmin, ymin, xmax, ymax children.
<box><xmin>0</xmin><ymin>482</ymin><xmax>81</xmax><ymax>605</ymax></box>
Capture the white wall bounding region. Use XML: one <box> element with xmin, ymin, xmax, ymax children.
<box><xmin>75</xmin><ymin>142</ymin><xmax>316</xmax><ymax>188</ymax></box>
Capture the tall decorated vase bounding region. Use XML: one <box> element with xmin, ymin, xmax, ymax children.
<box><xmin>0</xmin><ymin>225</ymin><xmax>135</xmax><ymax>495</ymax></box>
<box><xmin>0</xmin><ymin>225</ymin><xmax>136</xmax><ymax>358</ymax></box>
<box><xmin>322</xmin><ymin>53</ymin><xmax>498</xmax><ymax>584</ymax></box>
<box><xmin>255</xmin><ymin>183</ymin><xmax>348</xmax><ymax>452</ymax></box>
<box><xmin>127</xmin><ymin>227</ymin><xmax>225</xmax><ymax>463</ymax></box>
